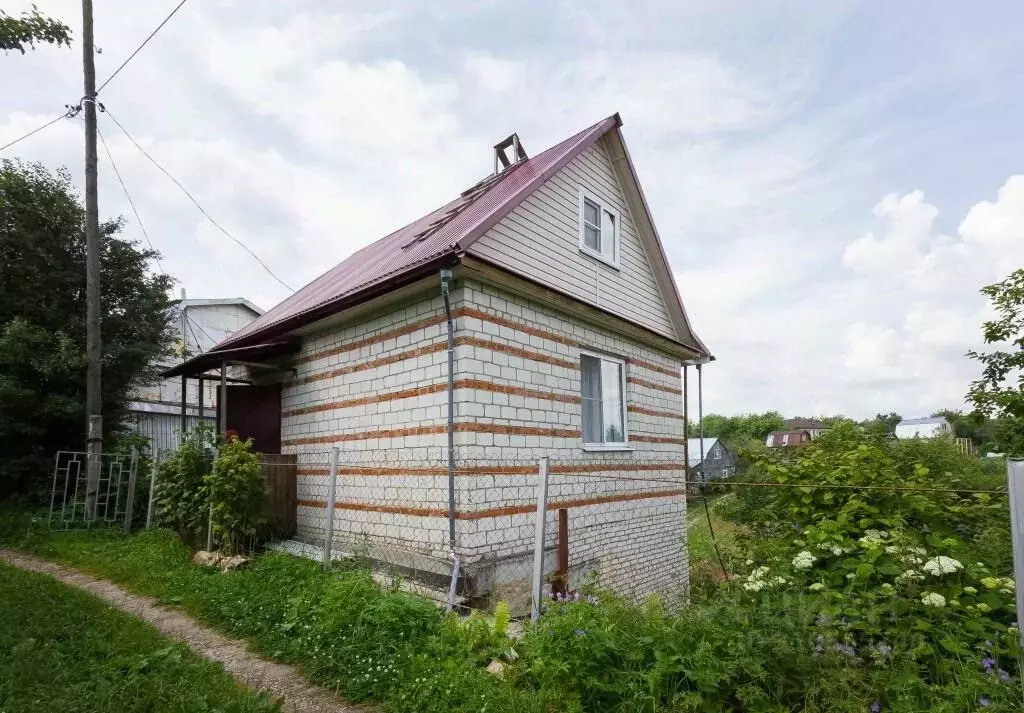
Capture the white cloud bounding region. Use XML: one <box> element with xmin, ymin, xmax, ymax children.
<box><xmin>3</xmin><ymin>0</ymin><xmax>1022</xmax><ymax>422</ymax></box>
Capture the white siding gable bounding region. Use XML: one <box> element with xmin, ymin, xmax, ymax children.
<box><xmin>467</xmin><ymin>137</ymin><xmax>676</xmax><ymax>338</ymax></box>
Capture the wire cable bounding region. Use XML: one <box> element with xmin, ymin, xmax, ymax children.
<box><xmin>0</xmin><ymin>107</ymin><xmax>77</xmax><ymax>153</ymax></box>
<box><xmin>96</xmin><ymin>124</ymin><xmax>164</xmax><ymax>274</ymax></box>
<box><xmin>187</xmin><ymin>313</ymin><xmax>218</xmax><ymax>349</ymax></box>
<box><xmin>102</xmin><ymin>109</ymin><xmax>294</xmax><ymax>291</ymax></box>
<box><xmin>96</xmin><ymin>0</ymin><xmax>189</xmax><ymax>94</ymax></box>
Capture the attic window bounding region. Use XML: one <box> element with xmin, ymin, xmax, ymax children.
<box><xmin>578</xmin><ymin>187</ymin><xmax>619</xmax><ymax>267</ymax></box>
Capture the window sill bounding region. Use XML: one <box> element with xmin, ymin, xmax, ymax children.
<box><xmin>582</xmin><ymin>444</ymin><xmax>634</xmax><ymax>452</ymax></box>
<box><xmin>578</xmin><ymin>247</ymin><xmax>620</xmax><ymax>270</ymax></box>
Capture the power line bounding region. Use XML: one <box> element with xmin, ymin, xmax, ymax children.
<box><xmin>96</xmin><ymin>124</ymin><xmax>164</xmax><ymax>275</ymax></box>
<box><xmin>0</xmin><ymin>107</ymin><xmax>78</xmax><ymax>153</ymax></box>
<box><xmin>187</xmin><ymin>312</ymin><xmax>218</xmax><ymax>349</ymax></box>
<box><xmin>102</xmin><ymin>109</ymin><xmax>294</xmax><ymax>292</ymax></box>
<box><xmin>96</xmin><ymin>0</ymin><xmax>189</xmax><ymax>95</ymax></box>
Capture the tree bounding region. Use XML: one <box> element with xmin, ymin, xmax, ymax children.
<box><xmin>690</xmin><ymin>411</ymin><xmax>785</xmax><ymax>445</ymax></box>
<box><xmin>0</xmin><ymin>160</ymin><xmax>175</xmax><ymax>498</ymax></box>
<box><xmin>862</xmin><ymin>412</ymin><xmax>901</xmax><ymax>437</ymax></box>
<box><xmin>0</xmin><ymin>5</ymin><xmax>71</xmax><ymax>53</ymax></box>
<box><xmin>967</xmin><ymin>268</ymin><xmax>1024</xmax><ymax>456</ymax></box>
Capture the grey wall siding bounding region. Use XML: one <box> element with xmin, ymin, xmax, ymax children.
<box><xmin>468</xmin><ymin>137</ymin><xmax>676</xmax><ymax>339</ymax></box>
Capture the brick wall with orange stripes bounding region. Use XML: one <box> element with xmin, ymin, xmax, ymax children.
<box><xmin>279</xmin><ymin>279</ymin><xmax>688</xmax><ymax>599</ymax></box>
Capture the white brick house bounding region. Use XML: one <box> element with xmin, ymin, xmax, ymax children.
<box><xmin>167</xmin><ymin>114</ymin><xmax>712</xmax><ymax>604</ymax></box>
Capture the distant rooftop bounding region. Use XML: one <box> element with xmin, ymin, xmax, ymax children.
<box><xmin>898</xmin><ymin>416</ymin><xmax>948</xmax><ymax>426</ymax></box>
<box><xmin>179</xmin><ymin>297</ymin><xmax>264</xmax><ymax>316</ymax></box>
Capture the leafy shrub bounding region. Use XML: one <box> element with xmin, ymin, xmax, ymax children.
<box><xmin>206</xmin><ymin>437</ymin><xmax>265</xmax><ymax>553</ymax></box>
<box><xmin>154</xmin><ymin>426</ymin><xmax>214</xmax><ymax>544</ymax></box>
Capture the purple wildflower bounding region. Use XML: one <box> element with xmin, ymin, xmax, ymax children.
<box><xmin>876</xmin><ymin>643</ymin><xmax>892</xmax><ymax>658</ymax></box>
<box><xmin>833</xmin><ymin>642</ymin><xmax>857</xmax><ymax>657</ymax></box>
<box><xmin>982</xmin><ymin>656</ymin><xmax>995</xmax><ymax>672</ymax></box>
<box><xmin>979</xmin><ymin>696</ymin><xmax>990</xmax><ymax>707</ymax></box>
<box><xmin>574</xmin><ymin>629</ymin><xmax>586</xmax><ymax>637</ymax></box>
<box><xmin>870</xmin><ymin>702</ymin><xmax>881</xmax><ymax>713</ymax></box>
<box><xmin>814</xmin><ymin>634</ymin><xmax>824</xmax><ymax>656</ymax></box>
<box><xmin>998</xmin><ymin>669</ymin><xmax>1011</xmax><ymax>683</ymax></box>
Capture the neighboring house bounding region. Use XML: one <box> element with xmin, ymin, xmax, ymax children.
<box><xmin>129</xmin><ymin>297</ymin><xmax>263</xmax><ymax>454</ymax></box>
<box><xmin>165</xmin><ymin>114</ymin><xmax>712</xmax><ymax>603</ymax></box>
<box><xmin>765</xmin><ymin>430</ymin><xmax>813</xmax><ymax>448</ymax></box>
<box><xmin>894</xmin><ymin>417</ymin><xmax>952</xmax><ymax>440</ymax></box>
<box><xmin>686</xmin><ymin>438</ymin><xmax>735</xmax><ymax>481</ymax></box>
<box><xmin>783</xmin><ymin>418</ymin><xmax>830</xmax><ymax>440</ymax></box>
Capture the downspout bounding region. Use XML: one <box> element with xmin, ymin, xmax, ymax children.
<box><xmin>440</xmin><ymin>269</ymin><xmax>459</xmax><ymax>609</ymax></box>
<box><xmin>440</xmin><ymin>269</ymin><xmax>456</xmax><ymax>549</ymax></box>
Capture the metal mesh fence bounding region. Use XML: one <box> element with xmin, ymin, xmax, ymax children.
<box><xmin>257</xmin><ymin>449</ymin><xmax>690</xmax><ymax>615</ymax></box>
<box><xmin>141</xmin><ymin>440</ymin><xmax>698</xmax><ymax>614</ymax></box>
<box><xmin>453</xmin><ymin>456</ymin><xmax>689</xmax><ymax>614</ymax></box>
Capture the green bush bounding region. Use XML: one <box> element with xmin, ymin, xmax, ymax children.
<box><xmin>154</xmin><ymin>426</ymin><xmax>213</xmax><ymax>545</ymax></box>
<box><xmin>6</xmin><ymin>423</ymin><xmax>1022</xmax><ymax>713</ymax></box>
<box><xmin>206</xmin><ymin>437</ymin><xmax>265</xmax><ymax>554</ymax></box>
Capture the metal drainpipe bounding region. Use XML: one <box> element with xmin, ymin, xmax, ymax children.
<box><xmin>440</xmin><ymin>269</ymin><xmax>456</xmax><ymax>551</ymax></box>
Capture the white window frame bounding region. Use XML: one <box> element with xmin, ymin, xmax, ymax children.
<box><xmin>579</xmin><ymin>349</ymin><xmax>630</xmax><ymax>451</ymax></box>
<box><xmin>578</xmin><ymin>187</ymin><xmax>620</xmax><ymax>269</ymax></box>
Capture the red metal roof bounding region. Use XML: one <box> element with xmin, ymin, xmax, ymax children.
<box><xmin>216</xmin><ymin>115</ymin><xmax>621</xmax><ymax>351</ymax></box>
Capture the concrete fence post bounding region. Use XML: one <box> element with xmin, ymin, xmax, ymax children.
<box><xmin>1007</xmin><ymin>459</ymin><xmax>1024</xmax><ymax>650</ymax></box>
<box><xmin>531</xmin><ymin>456</ymin><xmax>551</xmax><ymax>622</ymax></box>
<box><xmin>323</xmin><ymin>447</ymin><xmax>339</xmax><ymax>570</ymax></box>
<box><xmin>146</xmin><ymin>449</ymin><xmax>159</xmax><ymax>529</ymax></box>
<box><xmin>206</xmin><ymin>487</ymin><xmax>214</xmax><ymax>552</ymax></box>
<box><xmin>123</xmin><ymin>447</ymin><xmax>139</xmax><ymax>532</ymax></box>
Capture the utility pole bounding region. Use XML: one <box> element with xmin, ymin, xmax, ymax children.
<box><xmin>180</xmin><ymin>288</ymin><xmax>187</xmax><ymax>433</ymax></box>
<box><xmin>82</xmin><ymin>0</ymin><xmax>103</xmax><ymax>518</ymax></box>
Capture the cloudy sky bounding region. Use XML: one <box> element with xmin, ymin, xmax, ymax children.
<box><xmin>3</xmin><ymin>1</ymin><xmax>1022</xmax><ymax>420</ymax></box>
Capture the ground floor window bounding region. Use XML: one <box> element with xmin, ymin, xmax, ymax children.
<box><xmin>581</xmin><ymin>352</ymin><xmax>627</xmax><ymax>446</ymax></box>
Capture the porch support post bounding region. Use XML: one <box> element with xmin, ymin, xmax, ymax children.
<box><xmin>219</xmin><ymin>362</ymin><xmax>227</xmax><ymax>436</ymax></box>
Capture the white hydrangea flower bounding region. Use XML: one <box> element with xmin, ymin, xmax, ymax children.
<box><xmin>792</xmin><ymin>551</ymin><xmax>817</xmax><ymax>570</ymax></box>
<box><xmin>846</xmin><ymin>572</ymin><xmax>856</xmax><ymax>580</ymax></box>
<box><xmin>859</xmin><ymin>529</ymin><xmax>886</xmax><ymax>545</ymax></box>
<box><xmin>830</xmin><ymin>546</ymin><xmax>845</xmax><ymax>556</ymax></box>
<box><xmin>809</xmin><ymin>582</ymin><xmax>825</xmax><ymax>592</ymax></box>
<box><xmin>896</xmin><ymin>569</ymin><xmax>924</xmax><ymax>583</ymax></box>
<box><xmin>771</xmin><ymin>577</ymin><xmax>788</xmax><ymax>586</ymax></box>
<box><xmin>743</xmin><ymin>580</ymin><xmax>766</xmax><ymax>592</ymax></box>
<box><xmin>921</xmin><ymin>592</ymin><xmax>946</xmax><ymax>608</ymax></box>
<box><xmin>880</xmin><ymin>583</ymin><xmax>895</xmax><ymax>594</ymax></box>
<box><xmin>963</xmin><ymin>586</ymin><xmax>978</xmax><ymax>595</ymax></box>
<box><xmin>922</xmin><ymin>556</ymin><xmax>963</xmax><ymax>576</ymax></box>
<box><xmin>749</xmin><ymin>566</ymin><xmax>770</xmax><ymax>579</ymax></box>
<box><xmin>884</xmin><ymin>546</ymin><xmax>899</xmax><ymax>554</ymax></box>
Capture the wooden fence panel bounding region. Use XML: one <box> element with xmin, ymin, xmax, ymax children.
<box><xmin>262</xmin><ymin>454</ymin><xmax>297</xmax><ymax>538</ymax></box>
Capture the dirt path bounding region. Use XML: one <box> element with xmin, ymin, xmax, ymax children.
<box><xmin>0</xmin><ymin>550</ymin><xmax>362</xmax><ymax>713</ymax></box>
